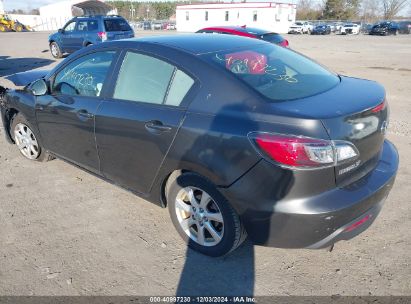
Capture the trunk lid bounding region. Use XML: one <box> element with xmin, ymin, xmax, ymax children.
<box><xmin>269</xmin><ymin>76</ymin><xmax>388</xmax><ymax>186</ymax></box>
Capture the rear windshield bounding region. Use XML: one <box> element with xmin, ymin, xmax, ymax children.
<box><xmin>201</xmin><ymin>44</ymin><xmax>340</xmax><ymax>101</ymax></box>
<box><xmin>260</xmin><ymin>33</ymin><xmax>284</xmax><ymax>44</ymax></box>
<box><xmin>104</xmin><ymin>18</ymin><xmax>132</xmax><ymax>32</ymax></box>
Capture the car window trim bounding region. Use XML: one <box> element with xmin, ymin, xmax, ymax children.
<box><xmin>74</xmin><ymin>19</ymin><xmax>92</xmax><ymax>32</ymax></box>
<box><xmin>64</xmin><ymin>20</ymin><xmax>77</xmax><ymax>32</ymax></box>
<box><xmin>105</xmin><ymin>48</ymin><xmax>200</xmax><ymax>109</ymax></box>
<box><xmin>48</xmin><ymin>48</ymin><xmax>121</xmax><ymax>99</ymax></box>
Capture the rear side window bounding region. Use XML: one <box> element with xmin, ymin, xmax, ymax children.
<box><xmin>166</xmin><ymin>70</ymin><xmax>195</xmax><ymax>106</ymax></box>
<box><xmin>76</xmin><ymin>20</ymin><xmax>98</xmax><ymax>31</ymax></box>
<box><xmin>104</xmin><ymin>18</ymin><xmax>131</xmax><ymax>32</ymax></box>
<box><xmin>113</xmin><ymin>52</ymin><xmax>194</xmax><ymax>106</ymax></box>
<box><xmin>202</xmin><ymin>44</ymin><xmax>339</xmax><ymax>101</ymax></box>
<box><xmin>52</xmin><ymin>51</ymin><xmax>115</xmax><ymax>97</ymax></box>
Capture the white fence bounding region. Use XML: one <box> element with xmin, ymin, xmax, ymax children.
<box><xmin>9</xmin><ymin>14</ymin><xmax>72</xmax><ymax>31</ymax></box>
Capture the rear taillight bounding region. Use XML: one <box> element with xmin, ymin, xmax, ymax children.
<box><xmin>371</xmin><ymin>101</ymin><xmax>386</xmax><ymax>113</ymax></box>
<box><xmin>344</xmin><ymin>214</ymin><xmax>372</xmax><ymax>232</ymax></box>
<box><xmin>249</xmin><ymin>132</ymin><xmax>359</xmax><ymax>169</ymax></box>
<box><xmin>98</xmin><ymin>31</ymin><xmax>107</xmax><ymax>42</ymax></box>
<box><xmin>280</xmin><ymin>39</ymin><xmax>289</xmax><ymax>48</ymax></box>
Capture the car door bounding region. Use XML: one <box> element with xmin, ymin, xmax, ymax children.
<box><xmin>72</xmin><ymin>20</ymin><xmax>89</xmax><ymax>49</ymax></box>
<box><xmin>95</xmin><ymin>50</ymin><xmax>197</xmax><ymax>194</ymax></box>
<box><xmin>35</xmin><ymin>50</ymin><xmax>118</xmax><ymax>173</ymax></box>
<box><xmin>60</xmin><ymin>20</ymin><xmax>77</xmax><ymax>52</ymax></box>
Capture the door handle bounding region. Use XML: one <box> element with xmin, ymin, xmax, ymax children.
<box><xmin>77</xmin><ymin>109</ymin><xmax>94</xmax><ymax>120</ymax></box>
<box><xmin>145</xmin><ymin>120</ymin><xmax>172</xmax><ymax>133</ymax></box>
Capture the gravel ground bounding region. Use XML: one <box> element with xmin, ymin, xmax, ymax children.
<box><xmin>0</xmin><ymin>31</ymin><xmax>410</xmax><ymax>297</ymax></box>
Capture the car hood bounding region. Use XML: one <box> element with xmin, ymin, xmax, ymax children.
<box><xmin>6</xmin><ymin>70</ymin><xmax>50</xmax><ymax>87</ymax></box>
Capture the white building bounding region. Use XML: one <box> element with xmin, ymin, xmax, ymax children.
<box><xmin>0</xmin><ymin>0</ymin><xmax>4</xmax><ymax>14</ymax></box>
<box><xmin>176</xmin><ymin>2</ymin><xmax>297</xmax><ymax>34</ymax></box>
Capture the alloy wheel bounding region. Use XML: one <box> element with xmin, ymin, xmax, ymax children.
<box><xmin>51</xmin><ymin>44</ymin><xmax>58</xmax><ymax>57</ymax></box>
<box><xmin>175</xmin><ymin>186</ymin><xmax>224</xmax><ymax>247</ymax></box>
<box><xmin>13</xmin><ymin>123</ymin><xmax>40</xmax><ymax>160</ymax></box>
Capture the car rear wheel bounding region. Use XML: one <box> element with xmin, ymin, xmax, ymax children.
<box><xmin>11</xmin><ymin>114</ymin><xmax>52</xmax><ymax>162</ymax></box>
<box><xmin>50</xmin><ymin>42</ymin><xmax>62</xmax><ymax>59</ymax></box>
<box><xmin>167</xmin><ymin>173</ymin><xmax>246</xmax><ymax>257</ymax></box>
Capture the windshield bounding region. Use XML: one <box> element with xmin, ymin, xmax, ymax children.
<box><xmin>104</xmin><ymin>18</ymin><xmax>132</xmax><ymax>32</ymax></box>
<box><xmin>295</xmin><ymin>22</ymin><xmax>303</xmax><ymax>26</ymax></box>
<box><xmin>201</xmin><ymin>44</ymin><xmax>340</xmax><ymax>101</ymax></box>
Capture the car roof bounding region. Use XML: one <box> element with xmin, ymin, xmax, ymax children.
<box><xmin>72</xmin><ymin>15</ymin><xmax>126</xmax><ymax>20</ymax></box>
<box><xmin>201</xmin><ymin>26</ymin><xmax>272</xmax><ymax>35</ymax></box>
<box><xmin>128</xmin><ymin>34</ymin><xmax>267</xmax><ymax>55</ymax></box>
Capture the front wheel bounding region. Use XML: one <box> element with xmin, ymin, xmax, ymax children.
<box><xmin>167</xmin><ymin>173</ymin><xmax>246</xmax><ymax>257</ymax></box>
<box><xmin>11</xmin><ymin>113</ymin><xmax>52</xmax><ymax>162</ymax></box>
<box><xmin>50</xmin><ymin>42</ymin><xmax>62</xmax><ymax>59</ymax></box>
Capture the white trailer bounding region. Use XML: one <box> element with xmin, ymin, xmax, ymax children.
<box><xmin>176</xmin><ymin>2</ymin><xmax>297</xmax><ymax>34</ymax></box>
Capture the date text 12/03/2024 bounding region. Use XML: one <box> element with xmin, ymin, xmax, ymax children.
<box><xmin>149</xmin><ymin>296</ymin><xmax>256</xmax><ymax>303</ymax></box>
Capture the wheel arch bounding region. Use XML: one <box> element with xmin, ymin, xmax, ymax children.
<box><xmin>2</xmin><ymin>107</ymin><xmax>19</xmax><ymax>143</ymax></box>
<box><xmin>160</xmin><ymin>168</ymin><xmax>221</xmax><ymax>208</ymax></box>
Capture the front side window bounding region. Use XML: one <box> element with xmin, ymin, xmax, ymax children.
<box><xmin>202</xmin><ymin>44</ymin><xmax>339</xmax><ymax>101</ymax></box>
<box><xmin>64</xmin><ymin>21</ymin><xmax>76</xmax><ymax>32</ymax></box>
<box><xmin>113</xmin><ymin>52</ymin><xmax>194</xmax><ymax>107</ymax></box>
<box><xmin>52</xmin><ymin>51</ymin><xmax>115</xmax><ymax>97</ymax></box>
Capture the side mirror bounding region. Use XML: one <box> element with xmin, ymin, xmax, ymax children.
<box><xmin>29</xmin><ymin>79</ymin><xmax>48</xmax><ymax>96</ymax></box>
<box><xmin>58</xmin><ymin>28</ymin><xmax>64</xmax><ymax>34</ymax></box>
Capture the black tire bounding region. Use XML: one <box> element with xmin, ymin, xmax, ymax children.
<box><xmin>167</xmin><ymin>173</ymin><xmax>246</xmax><ymax>257</ymax></box>
<box><xmin>50</xmin><ymin>41</ymin><xmax>62</xmax><ymax>59</ymax></box>
<box><xmin>10</xmin><ymin>113</ymin><xmax>53</xmax><ymax>162</ymax></box>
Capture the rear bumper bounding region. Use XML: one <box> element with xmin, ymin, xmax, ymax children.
<box><xmin>220</xmin><ymin>140</ymin><xmax>398</xmax><ymax>248</ymax></box>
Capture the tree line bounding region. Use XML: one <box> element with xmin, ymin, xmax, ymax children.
<box><xmin>297</xmin><ymin>0</ymin><xmax>410</xmax><ymax>21</ymax></box>
<box><xmin>105</xmin><ymin>1</ymin><xmax>183</xmax><ymax>21</ymax></box>
<box><xmin>5</xmin><ymin>0</ymin><xmax>410</xmax><ymax>22</ymax></box>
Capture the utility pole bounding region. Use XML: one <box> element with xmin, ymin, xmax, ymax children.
<box><xmin>129</xmin><ymin>0</ymin><xmax>135</xmax><ymax>21</ymax></box>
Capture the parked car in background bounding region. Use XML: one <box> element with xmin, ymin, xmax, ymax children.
<box><xmin>311</xmin><ymin>24</ymin><xmax>331</xmax><ymax>35</ymax></box>
<box><xmin>143</xmin><ymin>21</ymin><xmax>152</xmax><ymax>30</ymax></box>
<box><xmin>340</xmin><ymin>23</ymin><xmax>360</xmax><ymax>35</ymax></box>
<box><xmin>152</xmin><ymin>22</ymin><xmax>162</xmax><ymax>30</ymax></box>
<box><xmin>398</xmin><ymin>21</ymin><xmax>411</xmax><ymax>34</ymax></box>
<box><xmin>196</xmin><ymin>26</ymin><xmax>289</xmax><ymax>47</ymax></box>
<box><xmin>0</xmin><ymin>34</ymin><xmax>398</xmax><ymax>257</ymax></box>
<box><xmin>288</xmin><ymin>21</ymin><xmax>313</xmax><ymax>34</ymax></box>
<box><xmin>370</xmin><ymin>21</ymin><xmax>400</xmax><ymax>35</ymax></box>
<box><xmin>333</xmin><ymin>22</ymin><xmax>344</xmax><ymax>33</ymax></box>
<box><xmin>327</xmin><ymin>23</ymin><xmax>336</xmax><ymax>33</ymax></box>
<box><xmin>164</xmin><ymin>23</ymin><xmax>176</xmax><ymax>30</ymax></box>
<box><xmin>361</xmin><ymin>23</ymin><xmax>374</xmax><ymax>34</ymax></box>
<box><xmin>48</xmin><ymin>15</ymin><xmax>134</xmax><ymax>59</ymax></box>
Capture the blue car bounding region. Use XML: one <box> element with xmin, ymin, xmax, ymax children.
<box><xmin>48</xmin><ymin>15</ymin><xmax>134</xmax><ymax>58</ymax></box>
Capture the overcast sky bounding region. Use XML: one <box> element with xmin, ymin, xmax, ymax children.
<box><xmin>3</xmin><ymin>0</ymin><xmax>56</xmax><ymax>10</ymax></box>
